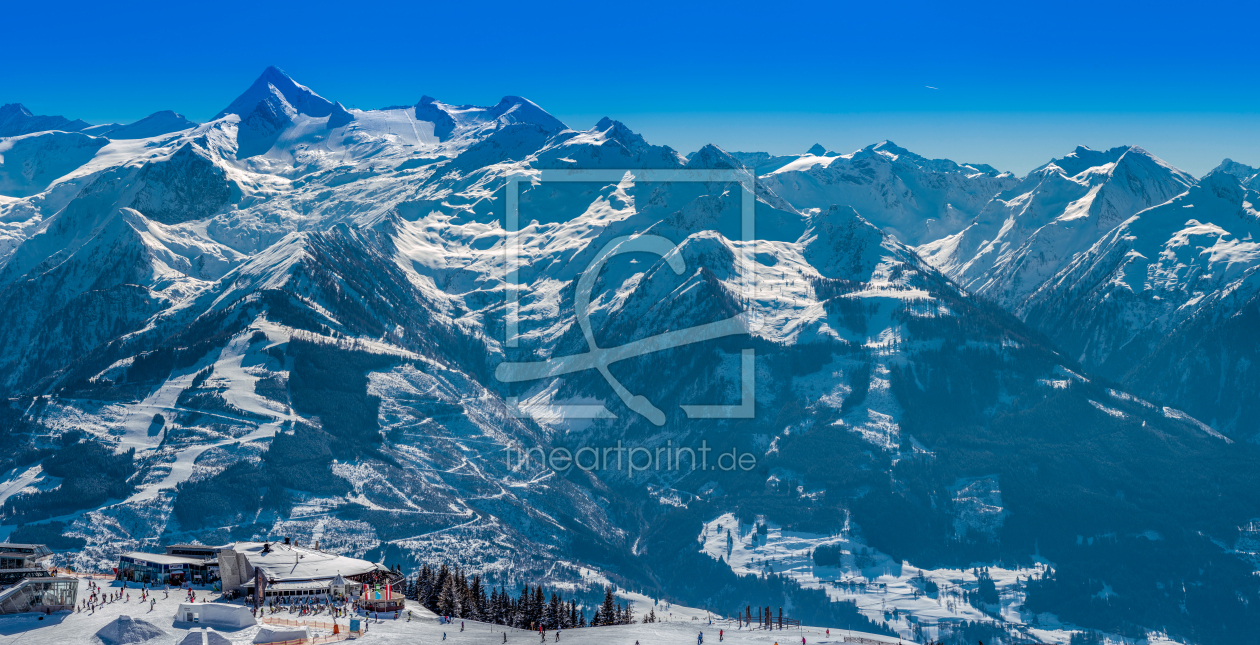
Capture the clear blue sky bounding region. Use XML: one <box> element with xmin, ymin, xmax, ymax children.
<box><xmin>6</xmin><ymin>0</ymin><xmax>1258</xmax><ymax>175</ymax></box>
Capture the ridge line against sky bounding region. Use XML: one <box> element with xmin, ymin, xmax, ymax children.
<box><xmin>4</xmin><ymin>0</ymin><xmax>1259</xmax><ymax>176</ymax></box>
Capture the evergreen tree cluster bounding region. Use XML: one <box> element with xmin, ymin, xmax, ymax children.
<box><xmin>0</xmin><ymin>438</ymin><xmax>136</xmax><ymax>522</ymax></box>
<box><xmin>404</xmin><ymin>566</ymin><xmax>644</xmax><ymax>631</ymax></box>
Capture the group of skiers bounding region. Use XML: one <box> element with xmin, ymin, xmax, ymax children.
<box><xmin>250</xmin><ymin>595</ymin><xmax>355</xmax><ymax>618</ymax></box>
<box><xmin>77</xmin><ymin>579</ymin><xmax>168</xmax><ymax>614</ymax></box>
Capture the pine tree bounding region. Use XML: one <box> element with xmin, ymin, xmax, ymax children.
<box><xmin>471</xmin><ymin>575</ymin><xmax>487</xmax><ymax>621</ymax></box>
<box><xmin>438</xmin><ymin>572</ymin><xmax>461</xmax><ymax>617</ymax></box>
<box><xmin>455</xmin><ymin>568</ymin><xmax>470</xmax><ymax>619</ymax></box>
<box><xmin>543</xmin><ymin>592</ymin><xmax>558</xmax><ymax>629</ymax></box>
<box><xmin>591</xmin><ymin>607</ymin><xmax>603</xmax><ymax>627</ymax></box>
<box><xmin>430</xmin><ymin>564</ymin><xmax>448</xmax><ymax>611</ymax></box>
<box><xmin>418</xmin><ymin>565</ymin><xmax>434</xmax><ymax>609</ymax></box>
<box><xmin>600</xmin><ymin>587</ymin><xmax>616</xmax><ymax>626</ymax></box>
<box><xmin>517</xmin><ymin>586</ymin><xmax>531</xmax><ymax>628</ymax></box>
<box><xmin>496</xmin><ymin>586</ymin><xmax>509</xmax><ymax>625</ymax></box>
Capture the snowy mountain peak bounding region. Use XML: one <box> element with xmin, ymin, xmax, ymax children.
<box><xmin>1039</xmin><ymin>145</ymin><xmax>1189</xmax><ymax>185</ymax></box>
<box><xmin>0</xmin><ymin>103</ymin><xmax>32</xmax><ymax>118</ymax></box>
<box><xmin>588</xmin><ymin>117</ymin><xmax>684</xmax><ymax>166</ymax></box>
<box><xmin>1196</xmin><ymin>167</ymin><xmax>1248</xmax><ymax>203</ymax></box>
<box><xmin>1214</xmin><ymin>157</ymin><xmax>1258</xmax><ymax>175</ymax></box>
<box><xmin>800</xmin><ymin>203</ymin><xmax>914</xmax><ymax>283</ymax></box>
<box><xmin>85</xmin><ymin>110</ymin><xmax>198</xmax><ymax>140</ymax></box>
<box><xmin>1039</xmin><ymin>145</ymin><xmax>1127</xmax><ymax>177</ymax></box>
<box><xmin>414</xmin><ymin>95</ymin><xmax>458</xmax><ymax>139</ymax></box>
<box><xmin>327</xmin><ymin>101</ymin><xmax>354</xmax><ymax>129</ymax></box>
<box><xmin>869</xmin><ymin>139</ymin><xmax>908</xmax><ymax>154</ymax></box>
<box><xmin>214</xmin><ymin>66</ymin><xmax>334</xmax><ymax>120</ymax></box>
<box><xmin>1211</xmin><ymin>158</ymin><xmax>1260</xmax><ymax>189</ymax></box>
<box><xmin>761</xmin><ymin>139</ymin><xmax>1020</xmax><ymax>246</ymax></box>
<box><xmin>683</xmin><ymin>143</ymin><xmax>742</xmax><ymax>170</ymax></box>
<box><xmin>920</xmin><ymin>141</ymin><xmax>1197</xmax><ymax>313</ymax></box>
<box><xmin>487</xmin><ymin>95</ymin><xmax>566</xmax><ymax>132</ymax></box>
<box><xmin>594</xmin><ymin>116</ymin><xmax>628</xmax><ymax>133</ymax></box>
<box><xmin>0</xmin><ymin>102</ymin><xmax>91</xmax><ymax>137</ymax></box>
<box><xmin>413</xmin><ymin>94</ymin><xmax>565</xmax><ymax>139</ymax></box>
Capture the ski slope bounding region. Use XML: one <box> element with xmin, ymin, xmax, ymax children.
<box><xmin>0</xmin><ymin>579</ymin><xmax>908</xmax><ymax>645</ymax></box>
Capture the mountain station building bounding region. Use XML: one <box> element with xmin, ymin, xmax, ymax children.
<box><xmin>219</xmin><ymin>539</ymin><xmax>399</xmax><ymax>603</ymax></box>
<box><xmin>0</xmin><ymin>543</ymin><xmax>78</xmax><ymax>614</ymax></box>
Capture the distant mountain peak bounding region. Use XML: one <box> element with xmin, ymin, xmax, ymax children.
<box><xmin>871</xmin><ymin>139</ymin><xmax>907</xmax><ymax>153</ymax></box>
<box><xmin>1197</xmin><ymin>167</ymin><xmax>1247</xmax><ymax>202</ymax></box>
<box><xmin>594</xmin><ymin>117</ymin><xmax>648</xmax><ymax>147</ymax></box>
<box><xmin>0</xmin><ymin>103</ymin><xmax>33</xmax><ymax>118</ymax></box>
<box><xmin>215</xmin><ymin>66</ymin><xmax>334</xmax><ymax>120</ymax></box>
<box><xmin>594</xmin><ymin>116</ymin><xmax>624</xmax><ymax>131</ymax></box>
<box><xmin>486</xmin><ymin>95</ymin><xmax>565</xmax><ymax>132</ymax></box>
<box><xmin>1031</xmin><ymin>145</ymin><xmax>1193</xmax><ymax>188</ymax></box>
<box><xmin>0</xmin><ymin>102</ymin><xmax>91</xmax><ymax>137</ymax></box>
<box><xmin>806</xmin><ymin>143</ymin><xmax>828</xmax><ymax>156</ymax></box>
<box><xmin>1211</xmin><ymin>158</ymin><xmax>1260</xmax><ymax>186</ymax></box>
<box><xmin>411</xmin><ymin>95</ymin><xmax>564</xmax><ymax>140</ymax></box>
<box><xmin>684</xmin><ymin>144</ymin><xmax>742</xmax><ymax>170</ymax></box>
<box><xmin>85</xmin><ymin>110</ymin><xmax>198</xmax><ymax>140</ymax></box>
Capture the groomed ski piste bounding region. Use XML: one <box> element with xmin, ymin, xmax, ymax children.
<box><xmin>0</xmin><ymin>579</ymin><xmax>906</xmax><ymax>645</ymax></box>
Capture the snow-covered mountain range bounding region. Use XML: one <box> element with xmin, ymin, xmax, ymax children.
<box><xmin>2</xmin><ymin>67</ymin><xmax>1259</xmax><ymax>645</ymax></box>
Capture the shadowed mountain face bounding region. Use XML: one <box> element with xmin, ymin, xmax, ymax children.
<box><xmin>2</xmin><ymin>68</ymin><xmax>1259</xmax><ymax>645</ymax></box>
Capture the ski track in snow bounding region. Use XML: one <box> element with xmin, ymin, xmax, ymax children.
<box><xmin>118</xmin><ymin>326</ymin><xmax>299</xmax><ymax>503</ymax></box>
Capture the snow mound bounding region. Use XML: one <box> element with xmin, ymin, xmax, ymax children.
<box><xmin>252</xmin><ymin>626</ymin><xmax>310</xmax><ymax>644</ymax></box>
<box><xmin>93</xmin><ymin>615</ymin><xmax>168</xmax><ymax>645</ymax></box>
<box><xmin>177</xmin><ymin>629</ymin><xmax>233</xmax><ymax>645</ymax></box>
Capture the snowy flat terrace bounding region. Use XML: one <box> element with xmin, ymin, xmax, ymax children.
<box><xmin>0</xmin><ymin>578</ymin><xmax>905</xmax><ymax>645</ymax></box>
